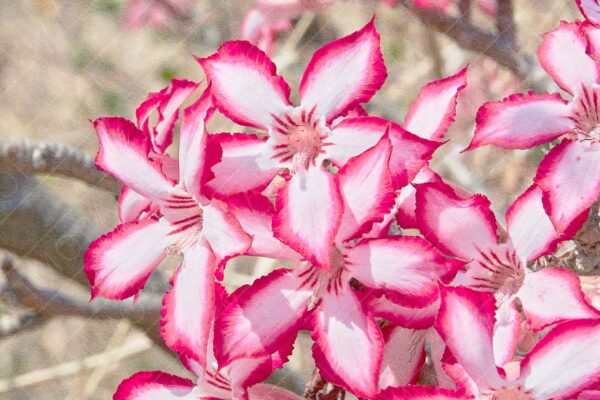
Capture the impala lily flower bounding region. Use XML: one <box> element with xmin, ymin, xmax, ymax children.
<box><xmin>85</xmin><ymin>89</ymin><xmax>252</xmax><ymax>366</ymax></box>
<box><xmin>241</xmin><ymin>0</ymin><xmax>332</xmax><ymax>55</ymax></box>
<box><xmin>467</xmin><ymin>21</ymin><xmax>600</xmax><ymax>233</ymax></box>
<box><xmin>364</xmin><ymin>67</ymin><xmax>468</xmax><ymax>233</ymax></box>
<box><xmin>213</xmin><ymin>135</ymin><xmax>462</xmax><ymax>398</ymax></box>
<box><xmin>118</xmin><ymin>79</ymin><xmax>200</xmax><ymax>223</ymax></box>
<box><xmin>200</xmin><ymin>20</ymin><xmax>441</xmax><ymax>270</ymax></box>
<box><xmin>428</xmin><ymin>287</ymin><xmax>600</xmax><ymax>399</ymax></box>
<box><xmin>124</xmin><ymin>0</ymin><xmax>193</xmax><ymax>30</ymax></box>
<box><xmin>416</xmin><ymin>181</ymin><xmax>600</xmax><ymax>366</ymax></box>
<box><xmin>115</xmin><ymin>316</ymin><xmax>300</xmax><ymax>400</ymax></box>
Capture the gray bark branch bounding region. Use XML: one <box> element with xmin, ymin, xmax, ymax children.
<box><xmin>0</xmin><ymin>140</ymin><xmax>120</xmax><ymax>194</ymax></box>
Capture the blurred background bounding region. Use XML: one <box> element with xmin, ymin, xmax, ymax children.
<box><xmin>0</xmin><ymin>0</ymin><xmax>582</xmax><ymax>398</ymax></box>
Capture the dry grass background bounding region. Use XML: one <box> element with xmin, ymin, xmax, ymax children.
<box><xmin>0</xmin><ymin>0</ymin><xmax>581</xmax><ymax>398</ymax></box>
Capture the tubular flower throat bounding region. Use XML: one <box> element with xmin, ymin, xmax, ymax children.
<box><xmin>271</xmin><ymin>107</ymin><xmax>332</xmax><ymax>172</ymax></box>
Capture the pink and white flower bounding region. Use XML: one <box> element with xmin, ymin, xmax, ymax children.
<box><xmin>382</xmin><ymin>66</ymin><xmax>468</xmax><ymax>231</ymax></box>
<box><xmin>241</xmin><ymin>0</ymin><xmax>333</xmax><ymax>55</ymax></box>
<box><xmin>213</xmin><ymin>134</ymin><xmax>462</xmax><ymax>398</ymax></box>
<box><xmin>85</xmin><ymin>89</ymin><xmax>252</xmax><ymax>366</ymax></box>
<box><xmin>468</xmin><ymin>21</ymin><xmax>600</xmax><ymax>233</ymax></box>
<box><xmin>430</xmin><ymin>286</ymin><xmax>600</xmax><ymax>399</ymax></box>
<box><xmin>118</xmin><ymin>79</ymin><xmax>200</xmax><ymax>223</ymax></box>
<box><xmin>123</xmin><ymin>0</ymin><xmax>193</xmax><ymax>30</ymax></box>
<box><xmin>415</xmin><ymin>180</ymin><xmax>599</xmax><ymax>366</ymax></box>
<box><xmin>114</xmin><ymin>315</ymin><xmax>300</xmax><ymax>400</ymax></box>
<box><xmin>200</xmin><ymin>20</ymin><xmax>441</xmax><ymax>271</ymax></box>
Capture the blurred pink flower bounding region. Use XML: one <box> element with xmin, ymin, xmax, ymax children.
<box><xmin>413</xmin><ymin>0</ymin><xmax>497</xmax><ymax>17</ymax></box>
<box><xmin>241</xmin><ymin>0</ymin><xmax>333</xmax><ymax>54</ymax></box>
<box><xmin>124</xmin><ymin>0</ymin><xmax>193</xmax><ymax>30</ymax></box>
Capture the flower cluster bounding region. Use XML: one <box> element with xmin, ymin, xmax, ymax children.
<box><xmin>87</xmin><ymin>6</ymin><xmax>600</xmax><ymax>400</ymax></box>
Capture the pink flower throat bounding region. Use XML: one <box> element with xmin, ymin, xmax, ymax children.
<box><xmin>271</xmin><ymin>107</ymin><xmax>332</xmax><ymax>172</ymax></box>
<box><xmin>572</xmin><ymin>86</ymin><xmax>600</xmax><ymax>142</ymax></box>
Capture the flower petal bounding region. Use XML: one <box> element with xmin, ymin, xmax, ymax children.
<box><xmin>224</xmin><ymin>337</ymin><xmax>297</xmax><ymax>398</ymax></box>
<box><xmin>299</xmin><ymin>19</ymin><xmax>386</xmax><ymax>122</ymax></box>
<box><xmin>197</xmin><ymin>41</ymin><xmax>291</xmax><ymax>129</ymax></box>
<box><xmin>345</xmin><ymin>237</ymin><xmax>463</xmax><ymax>305</ymax></box>
<box><xmin>493</xmin><ymin>300</ymin><xmax>521</xmax><ymax>368</ymax></box>
<box><xmin>404</xmin><ymin>67</ymin><xmax>468</xmax><ymax>141</ymax></box>
<box><xmin>325</xmin><ymin>117</ymin><xmax>386</xmax><ymax>167</ymax></box>
<box><xmin>273</xmin><ymin>165</ymin><xmax>343</xmax><ymax>270</ymax></box>
<box><xmin>415</xmin><ymin>182</ymin><xmax>499</xmax><ymax>260</ymax></box>
<box><xmin>214</xmin><ymin>268</ymin><xmax>312</xmax><ymax>365</ymax></box>
<box><xmin>336</xmin><ymin>132</ymin><xmax>395</xmax><ymax>242</ymax></box>
<box><xmin>578</xmin><ymin>0</ymin><xmax>600</xmax><ymax>26</ymax></box>
<box><xmin>376</xmin><ymin>386</ymin><xmax>466</xmax><ymax>400</ymax></box>
<box><xmin>506</xmin><ymin>185</ymin><xmax>560</xmax><ymax>262</ymax></box>
<box><xmin>93</xmin><ymin>117</ymin><xmax>174</xmax><ymax>200</ymax></box>
<box><xmin>538</xmin><ymin>21</ymin><xmax>599</xmax><ymax>96</ymax></box>
<box><xmin>248</xmin><ymin>384</ymin><xmax>303</xmax><ymax>400</ymax></box>
<box><xmin>118</xmin><ymin>187</ymin><xmax>152</xmax><ymax>223</ymax></box>
<box><xmin>84</xmin><ymin>219</ymin><xmax>173</xmax><ymax>300</ymax></box>
<box><xmin>226</xmin><ymin>192</ymin><xmax>301</xmax><ymax>260</ymax></box>
<box><xmin>396</xmin><ymin>167</ymin><xmax>442</xmax><ymax>229</ymax></box>
<box><xmin>113</xmin><ymin>371</ymin><xmax>196</xmax><ymax>400</ymax></box>
<box><xmin>202</xmin><ymin>198</ymin><xmax>252</xmax><ymax>267</ymax></box>
<box><xmin>536</xmin><ymin>139</ymin><xmax>600</xmax><ymax>234</ymax></box>
<box><xmin>387</xmin><ymin>124</ymin><xmax>440</xmax><ymax>189</ymax></box>
<box><xmin>435</xmin><ymin>286</ymin><xmax>505</xmax><ymax>390</ymax></box>
<box><xmin>206</xmin><ymin>133</ymin><xmax>280</xmax><ymax>196</ymax></box>
<box><xmin>366</xmin><ymin>291</ymin><xmax>439</xmax><ymax>329</ymax></box>
<box><xmin>467</xmin><ymin>92</ymin><xmax>572</xmax><ymax>151</ymax></box>
<box><xmin>153</xmin><ymin>79</ymin><xmax>200</xmax><ymax>152</ymax></box>
<box><xmin>328</xmin><ymin>116</ymin><xmax>439</xmax><ymax>188</ymax></box>
<box><xmin>521</xmin><ymin>319</ymin><xmax>600</xmax><ymax>399</ymax></box>
<box><xmin>178</xmin><ymin>88</ymin><xmax>216</xmax><ymax>200</ymax></box>
<box><xmin>312</xmin><ymin>282</ymin><xmax>384</xmax><ymax>398</ymax></box>
<box><xmin>584</xmin><ymin>22</ymin><xmax>600</xmax><ymax>59</ymax></box>
<box><xmin>161</xmin><ymin>241</ymin><xmax>216</xmax><ymax>366</ymax></box>
<box><xmin>379</xmin><ymin>326</ymin><xmax>426</xmax><ymax>390</ymax></box>
<box><xmin>518</xmin><ymin>268</ymin><xmax>600</xmax><ymax>332</ymax></box>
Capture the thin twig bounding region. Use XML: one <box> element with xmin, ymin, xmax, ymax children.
<box><xmin>0</xmin><ymin>311</ymin><xmax>45</xmax><ymax>337</ymax></box>
<box><xmin>0</xmin><ymin>334</ymin><xmax>151</xmax><ymax>393</ymax></box>
<box><xmin>458</xmin><ymin>0</ymin><xmax>472</xmax><ymax>21</ymax></box>
<box><xmin>496</xmin><ymin>0</ymin><xmax>517</xmax><ymax>49</ymax></box>
<box><xmin>0</xmin><ymin>140</ymin><xmax>120</xmax><ymax>194</ymax></box>
<box><xmin>423</xmin><ymin>26</ymin><xmax>444</xmax><ymax>79</ymax></box>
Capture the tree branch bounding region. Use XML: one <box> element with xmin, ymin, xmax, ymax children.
<box><xmin>0</xmin><ymin>172</ymin><xmax>168</xmax><ymax>349</ymax></box>
<box><xmin>1</xmin><ymin>255</ymin><xmax>162</xmax><ymax>324</ymax></box>
<box><xmin>395</xmin><ymin>0</ymin><xmax>550</xmax><ymax>92</ymax></box>
<box><xmin>0</xmin><ymin>140</ymin><xmax>120</xmax><ymax>194</ymax></box>
<box><xmin>303</xmin><ymin>369</ymin><xmax>346</xmax><ymax>399</ymax></box>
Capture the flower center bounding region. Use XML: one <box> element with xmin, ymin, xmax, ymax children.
<box><xmin>471</xmin><ymin>245</ymin><xmax>524</xmax><ymax>297</ymax></box>
<box><xmin>271</xmin><ymin>107</ymin><xmax>331</xmax><ymax>173</ymax></box>
<box><xmin>301</xmin><ymin>248</ymin><xmax>349</xmax><ymax>310</ymax></box>
<box><xmin>571</xmin><ymin>86</ymin><xmax>600</xmax><ymax>142</ymax></box>
<box><xmin>480</xmin><ymin>386</ymin><xmax>534</xmax><ymax>400</ymax></box>
<box><xmin>160</xmin><ymin>192</ymin><xmax>203</xmax><ymax>253</ymax></box>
